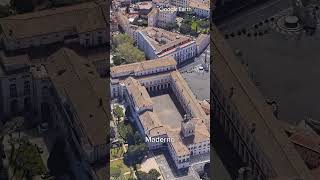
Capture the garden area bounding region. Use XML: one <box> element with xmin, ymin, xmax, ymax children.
<box><xmin>110</xmin><ymin>159</ymin><xmax>133</xmax><ymax>179</ymax></box>
<box><xmin>179</xmin><ymin>13</ymin><xmax>210</xmax><ymax>36</ymax></box>
<box><xmin>111</xmin><ymin>34</ymin><xmax>145</xmax><ymax>66</ymax></box>
<box><xmin>110</xmin><ymin>146</ymin><xmax>125</xmax><ymax>160</ymax></box>
<box><xmin>9</xmin><ymin>139</ymin><xmax>46</xmax><ymax>179</ymax></box>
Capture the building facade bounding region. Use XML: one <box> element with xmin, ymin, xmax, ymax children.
<box><xmin>137</xmin><ymin>27</ymin><xmax>196</xmax><ymax>63</ymax></box>
<box><xmin>212</xmin><ymin>25</ymin><xmax>315</xmax><ymax>180</ymax></box>
<box><xmin>0</xmin><ymin>48</ymin><xmax>108</xmax><ymax>180</ymax></box>
<box><xmin>148</xmin><ymin>8</ymin><xmax>177</xmax><ymax>28</ymax></box>
<box><xmin>0</xmin><ymin>1</ymin><xmax>108</xmax><ymax>51</ymax></box>
<box><xmin>189</xmin><ymin>0</ymin><xmax>210</xmax><ymax>18</ymax></box>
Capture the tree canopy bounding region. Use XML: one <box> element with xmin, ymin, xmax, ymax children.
<box><xmin>148</xmin><ymin>169</ymin><xmax>160</xmax><ymax>178</ymax></box>
<box><xmin>113</xmin><ymin>105</ymin><xmax>124</xmax><ymax>122</ymax></box>
<box><xmin>12</xmin><ymin>141</ymin><xmax>46</xmax><ymax>178</ymax></box>
<box><xmin>112</xmin><ymin>34</ymin><xmax>134</xmax><ymax>48</ymax></box>
<box><xmin>164</xmin><ymin>22</ymin><xmax>179</xmax><ymax>31</ymax></box>
<box><xmin>124</xmin><ymin>143</ymin><xmax>148</xmax><ymax>166</ymax></box>
<box><xmin>117</xmin><ymin>43</ymin><xmax>145</xmax><ymax>63</ymax></box>
<box><xmin>118</xmin><ymin>121</ymin><xmax>134</xmax><ymax>142</ymax></box>
<box><xmin>112</xmin><ymin>34</ymin><xmax>145</xmax><ymax>64</ymax></box>
<box><xmin>136</xmin><ymin>170</ymin><xmax>159</xmax><ymax>180</ymax></box>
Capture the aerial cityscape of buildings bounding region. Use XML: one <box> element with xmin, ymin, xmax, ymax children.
<box><xmin>110</xmin><ymin>0</ymin><xmax>210</xmax><ymax>178</ymax></box>
<box><xmin>0</xmin><ymin>1</ymin><xmax>109</xmax><ymax>179</ymax></box>
<box><xmin>5</xmin><ymin>0</ymin><xmax>320</xmax><ymax>179</ymax></box>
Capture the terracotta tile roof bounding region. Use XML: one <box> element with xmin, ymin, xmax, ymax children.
<box><xmin>189</xmin><ymin>0</ymin><xmax>209</xmax><ymax>10</ymax></box>
<box><xmin>170</xmin><ymin>71</ymin><xmax>207</xmax><ymax>119</ymax></box>
<box><xmin>124</xmin><ymin>77</ymin><xmax>153</xmax><ymax>109</ymax></box>
<box><xmin>139</xmin><ymin>111</ymin><xmax>166</xmax><ymax>136</ymax></box>
<box><xmin>111</xmin><ymin>56</ymin><xmax>177</xmax><ymax>77</ymax></box>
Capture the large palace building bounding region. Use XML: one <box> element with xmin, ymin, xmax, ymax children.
<box><xmin>0</xmin><ymin>1</ymin><xmax>107</xmax><ymax>51</ymax></box>
<box><xmin>111</xmin><ymin>57</ymin><xmax>210</xmax><ymax>170</ymax></box>
<box><xmin>212</xmin><ymin>25</ymin><xmax>315</xmax><ymax>179</ymax></box>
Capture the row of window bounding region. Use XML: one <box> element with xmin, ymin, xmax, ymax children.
<box><xmin>212</xmin><ymin>79</ymin><xmax>270</xmax><ymax>178</ymax></box>
<box><xmin>9</xmin><ymin>81</ymin><xmax>31</xmax><ymax>98</ymax></box>
<box><xmin>136</xmin><ymin>66</ymin><xmax>174</xmax><ymax>76</ymax></box>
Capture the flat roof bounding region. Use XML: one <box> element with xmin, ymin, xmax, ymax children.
<box><xmin>212</xmin><ymin>24</ymin><xmax>314</xmax><ymax>179</ymax></box>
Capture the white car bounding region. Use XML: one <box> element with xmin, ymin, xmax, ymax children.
<box><xmin>198</xmin><ymin>66</ymin><xmax>204</xmax><ymax>71</ymax></box>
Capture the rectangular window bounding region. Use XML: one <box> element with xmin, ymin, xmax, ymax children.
<box><xmin>10</xmin><ymin>84</ymin><xmax>17</xmax><ymax>98</ymax></box>
<box><xmin>24</xmin><ymin>81</ymin><xmax>31</xmax><ymax>96</ymax></box>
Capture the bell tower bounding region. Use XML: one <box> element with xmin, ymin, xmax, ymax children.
<box><xmin>181</xmin><ymin>114</ymin><xmax>195</xmax><ymax>138</ymax></box>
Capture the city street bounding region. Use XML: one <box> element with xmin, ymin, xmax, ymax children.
<box><xmin>179</xmin><ymin>46</ymin><xmax>210</xmax><ymax>101</ymax></box>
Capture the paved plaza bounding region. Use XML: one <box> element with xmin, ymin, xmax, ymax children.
<box><xmin>181</xmin><ymin>70</ymin><xmax>210</xmax><ymax>101</ymax></box>
<box><xmin>151</xmin><ymin>92</ymin><xmax>185</xmax><ymax>128</ymax></box>
<box><xmin>218</xmin><ymin>2</ymin><xmax>320</xmax><ymax>124</ymax></box>
<box><xmin>154</xmin><ymin>150</ymin><xmax>200</xmax><ymax>180</ymax></box>
<box><xmin>227</xmin><ymin>28</ymin><xmax>320</xmax><ymax>124</ymax></box>
<box><xmin>179</xmin><ymin>46</ymin><xmax>210</xmax><ymax>101</ymax></box>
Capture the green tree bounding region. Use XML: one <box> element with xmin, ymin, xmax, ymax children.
<box><xmin>10</xmin><ymin>0</ymin><xmax>34</xmax><ymax>13</ymax></box>
<box><xmin>117</xmin><ymin>43</ymin><xmax>145</xmax><ymax>63</ymax></box>
<box><xmin>136</xmin><ymin>171</ymin><xmax>156</xmax><ymax>180</ymax></box>
<box><xmin>12</xmin><ymin>141</ymin><xmax>46</xmax><ymax>179</ymax></box>
<box><xmin>118</xmin><ymin>122</ymin><xmax>134</xmax><ymax>142</ymax></box>
<box><xmin>113</xmin><ymin>105</ymin><xmax>124</xmax><ymax>124</ymax></box>
<box><xmin>112</xmin><ymin>54</ymin><xmax>123</xmax><ymax>66</ymax></box>
<box><xmin>164</xmin><ymin>22</ymin><xmax>178</xmax><ymax>31</ymax></box>
<box><xmin>180</xmin><ymin>23</ymin><xmax>192</xmax><ymax>35</ymax></box>
<box><xmin>124</xmin><ymin>143</ymin><xmax>148</xmax><ymax>166</ymax></box>
<box><xmin>148</xmin><ymin>169</ymin><xmax>160</xmax><ymax>178</ymax></box>
<box><xmin>133</xmin><ymin>131</ymin><xmax>143</xmax><ymax>144</ymax></box>
<box><xmin>113</xmin><ymin>34</ymin><xmax>134</xmax><ymax>48</ymax></box>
